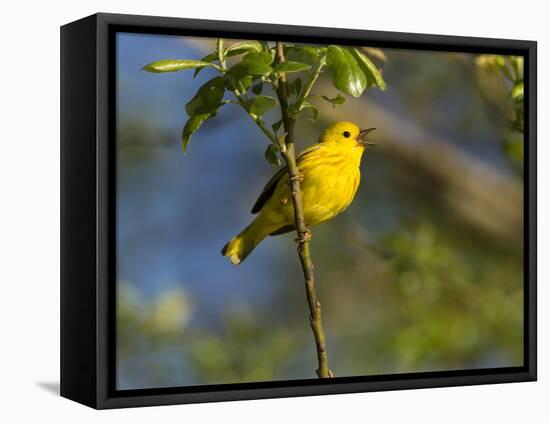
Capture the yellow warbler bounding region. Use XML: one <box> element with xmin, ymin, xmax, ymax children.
<box><xmin>222</xmin><ymin>121</ymin><xmax>375</xmax><ymax>265</ymax></box>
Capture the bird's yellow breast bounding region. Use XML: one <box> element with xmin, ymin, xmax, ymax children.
<box><xmin>265</xmin><ymin>142</ymin><xmax>364</xmax><ymax>227</ymax></box>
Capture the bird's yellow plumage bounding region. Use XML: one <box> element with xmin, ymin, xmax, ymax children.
<box><xmin>222</xmin><ymin>121</ymin><xmax>374</xmax><ymax>265</ymax></box>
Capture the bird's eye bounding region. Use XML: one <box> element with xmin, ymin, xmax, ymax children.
<box><xmin>343</xmin><ymin>131</ymin><xmax>351</xmax><ymax>138</ymax></box>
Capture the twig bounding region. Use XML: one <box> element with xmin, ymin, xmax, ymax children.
<box><xmin>293</xmin><ymin>52</ymin><xmax>327</xmax><ymax>112</ymax></box>
<box><xmin>216</xmin><ymin>38</ymin><xmax>279</xmax><ymax>146</ymax></box>
<box><xmin>274</xmin><ymin>42</ymin><xmax>332</xmax><ymax>378</ymax></box>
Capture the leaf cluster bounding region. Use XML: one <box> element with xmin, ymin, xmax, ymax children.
<box><xmin>143</xmin><ymin>39</ymin><xmax>387</xmax><ymax>162</ymax></box>
<box><xmin>476</xmin><ymin>54</ymin><xmax>524</xmax><ymax>133</ymax></box>
<box><xmin>475</xmin><ymin>54</ymin><xmax>524</xmax><ymax>170</ymax></box>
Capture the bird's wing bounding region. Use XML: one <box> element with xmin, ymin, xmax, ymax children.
<box><xmin>251</xmin><ymin>166</ymin><xmax>287</xmax><ymax>213</ymax></box>
<box><xmin>250</xmin><ymin>144</ymin><xmax>321</xmax><ymax>214</ymax></box>
<box><xmin>269</xmin><ymin>225</ymin><xmax>295</xmax><ymax>236</ymax></box>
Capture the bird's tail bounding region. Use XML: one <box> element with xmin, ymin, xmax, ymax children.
<box><xmin>221</xmin><ymin>214</ymin><xmax>273</xmax><ymax>265</ymax></box>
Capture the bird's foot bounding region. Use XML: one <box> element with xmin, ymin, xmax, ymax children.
<box><xmin>295</xmin><ymin>229</ymin><xmax>312</xmax><ymax>244</ymax></box>
<box><xmin>289</xmin><ymin>172</ymin><xmax>304</xmax><ymax>184</ymax></box>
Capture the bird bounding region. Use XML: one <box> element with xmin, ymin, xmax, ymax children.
<box><xmin>222</xmin><ymin>121</ymin><xmax>375</xmax><ymax>265</ymax></box>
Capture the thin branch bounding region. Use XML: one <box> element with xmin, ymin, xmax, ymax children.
<box><xmin>233</xmin><ymin>89</ymin><xmax>279</xmax><ymax>144</ymax></box>
<box><xmin>274</xmin><ymin>42</ymin><xmax>332</xmax><ymax>378</ymax></box>
<box><xmin>217</xmin><ymin>38</ymin><xmax>332</xmax><ymax>377</ymax></box>
<box><xmin>294</xmin><ymin>52</ymin><xmax>327</xmax><ymax>111</ymax></box>
<box><xmin>216</xmin><ymin>38</ymin><xmax>226</xmax><ymax>69</ymax></box>
<box><xmin>216</xmin><ymin>38</ymin><xmax>279</xmax><ymax>146</ymax></box>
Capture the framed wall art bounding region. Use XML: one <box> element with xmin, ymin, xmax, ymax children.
<box><xmin>61</xmin><ymin>13</ymin><xmax>537</xmax><ymax>409</ymax></box>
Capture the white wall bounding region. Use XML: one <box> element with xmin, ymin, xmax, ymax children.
<box><xmin>1</xmin><ymin>0</ymin><xmax>546</xmax><ymax>420</ymax></box>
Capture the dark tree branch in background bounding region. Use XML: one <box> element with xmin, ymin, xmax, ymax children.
<box><xmin>274</xmin><ymin>42</ymin><xmax>332</xmax><ymax>378</ymax></box>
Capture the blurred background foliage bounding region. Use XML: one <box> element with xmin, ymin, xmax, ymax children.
<box><xmin>116</xmin><ymin>33</ymin><xmax>524</xmax><ymax>389</ymax></box>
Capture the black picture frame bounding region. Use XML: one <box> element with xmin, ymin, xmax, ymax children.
<box><xmin>60</xmin><ymin>12</ymin><xmax>537</xmax><ymax>409</ymax></box>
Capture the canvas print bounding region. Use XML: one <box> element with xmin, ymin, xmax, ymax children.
<box><xmin>116</xmin><ymin>32</ymin><xmax>524</xmax><ymax>390</ymax></box>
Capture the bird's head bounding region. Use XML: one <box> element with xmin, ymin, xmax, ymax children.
<box><xmin>319</xmin><ymin>121</ymin><xmax>376</xmax><ymax>149</ymax></box>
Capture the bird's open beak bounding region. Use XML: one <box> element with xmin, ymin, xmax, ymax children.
<box><xmin>358</xmin><ymin>128</ymin><xmax>376</xmax><ymax>146</ymax></box>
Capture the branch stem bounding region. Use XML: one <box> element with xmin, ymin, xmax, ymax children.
<box><xmin>275</xmin><ymin>42</ymin><xmax>332</xmax><ymax>378</ymax></box>
<box><xmin>234</xmin><ymin>89</ymin><xmax>279</xmax><ymax>143</ymax></box>
<box><xmin>216</xmin><ymin>38</ymin><xmax>226</xmax><ymax>68</ymax></box>
<box><xmin>294</xmin><ymin>52</ymin><xmax>327</xmax><ymax>111</ymax></box>
<box><xmin>216</xmin><ymin>38</ymin><xmax>279</xmax><ymax>146</ymax></box>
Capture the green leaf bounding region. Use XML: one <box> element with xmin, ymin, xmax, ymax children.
<box><xmin>224</xmin><ymin>74</ymin><xmax>254</xmax><ymax>92</ymax></box>
<box><xmin>272</xmin><ymin>119</ymin><xmax>283</xmax><ymax>133</ymax></box>
<box><xmin>285</xmin><ymin>46</ymin><xmax>320</xmax><ymax>66</ymax></box>
<box><xmin>326</xmin><ymin>46</ymin><xmax>367</xmax><ymax>97</ymax></box>
<box><xmin>143</xmin><ymin>59</ymin><xmax>216</xmax><ymax>73</ymax></box>
<box><xmin>301</xmin><ymin>101</ymin><xmax>319</xmax><ymax>122</ymax></box>
<box><xmin>321</xmin><ymin>94</ymin><xmax>346</xmax><ymax>106</ymax></box>
<box><xmin>247</xmin><ymin>96</ymin><xmax>277</xmax><ymax>116</ymax></box>
<box><xmin>287</xmin><ymin>104</ymin><xmax>299</xmax><ymax>117</ymax></box>
<box><xmin>243</xmin><ymin>51</ymin><xmax>273</xmax><ymax>64</ymax></box>
<box><xmin>252</xmin><ymin>81</ymin><xmax>263</xmax><ymax>95</ymax></box>
<box><xmin>193</xmin><ymin>53</ymin><xmax>218</xmax><ymax>78</ymax></box>
<box><xmin>181</xmin><ymin>113</ymin><xmax>213</xmax><ymax>153</ymax></box>
<box><xmin>185</xmin><ymin>77</ymin><xmax>225</xmax><ymax>117</ymax></box>
<box><xmin>264</xmin><ymin>144</ymin><xmax>282</xmax><ymax>166</ymax></box>
<box><xmin>227</xmin><ymin>59</ymin><xmax>273</xmax><ymax>79</ymax></box>
<box><xmin>293</xmin><ymin>78</ymin><xmax>302</xmax><ymax>97</ymax></box>
<box><xmin>350</xmin><ymin>48</ymin><xmax>387</xmax><ymax>90</ymax></box>
<box><xmin>240</xmin><ymin>75</ymin><xmax>254</xmax><ymax>90</ymax></box>
<box><xmin>273</xmin><ymin>61</ymin><xmax>311</xmax><ymax>73</ymax></box>
<box><xmin>225</xmin><ymin>40</ymin><xmax>263</xmax><ymax>57</ymax></box>
<box><xmin>510</xmin><ymin>81</ymin><xmax>524</xmax><ymax>103</ymax></box>
<box><xmin>285</xmin><ymin>81</ymin><xmax>295</xmax><ymax>97</ymax></box>
<box><xmin>227</xmin><ymin>51</ymin><xmax>274</xmax><ymax>79</ymax></box>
